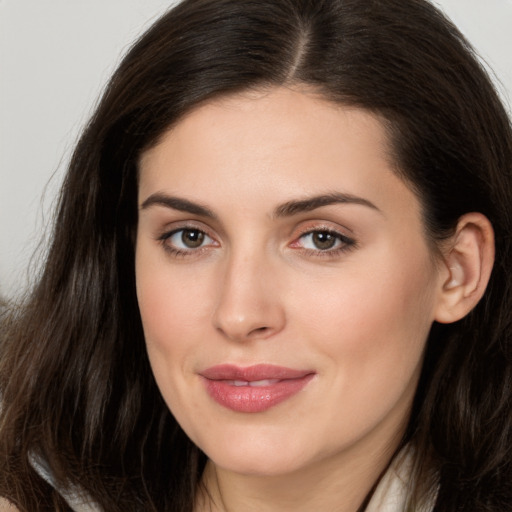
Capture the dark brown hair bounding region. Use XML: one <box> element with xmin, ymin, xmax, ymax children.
<box><xmin>1</xmin><ymin>0</ymin><xmax>512</xmax><ymax>510</ymax></box>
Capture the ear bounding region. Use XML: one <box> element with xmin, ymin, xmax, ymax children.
<box><xmin>434</xmin><ymin>212</ymin><xmax>495</xmax><ymax>324</ymax></box>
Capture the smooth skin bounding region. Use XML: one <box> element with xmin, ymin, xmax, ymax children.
<box><xmin>136</xmin><ymin>87</ymin><xmax>494</xmax><ymax>512</ymax></box>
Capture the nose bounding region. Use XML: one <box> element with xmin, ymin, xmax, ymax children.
<box><xmin>212</xmin><ymin>250</ymin><xmax>286</xmax><ymax>342</ymax></box>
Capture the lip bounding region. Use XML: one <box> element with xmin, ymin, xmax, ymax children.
<box><xmin>200</xmin><ymin>364</ymin><xmax>315</xmax><ymax>413</ymax></box>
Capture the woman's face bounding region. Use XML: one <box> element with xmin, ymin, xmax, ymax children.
<box><xmin>136</xmin><ymin>87</ymin><xmax>445</xmax><ymax>477</ymax></box>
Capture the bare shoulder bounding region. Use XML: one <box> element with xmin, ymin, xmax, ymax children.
<box><xmin>0</xmin><ymin>498</ymin><xmax>20</xmax><ymax>511</ymax></box>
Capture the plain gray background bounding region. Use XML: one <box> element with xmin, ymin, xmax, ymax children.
<box><xmin>1</xmin><ymin>0</ymin><xmax>512</xmax><ymax>299</ymax></box>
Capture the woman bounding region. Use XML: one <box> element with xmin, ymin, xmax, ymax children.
<box><xmin>1</xmin><ymin>0</ymin><xmax>511</xmax><ymax>510</ymax></box>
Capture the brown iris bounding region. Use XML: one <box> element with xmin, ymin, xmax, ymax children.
<box><xmin>181</xmin><ymin>229</ymin><xmax>205</xmax><ymax>248</ymax></box>
<box><xmin>311</xmin><ymin>231</ymin><xmax>337</xmax><ymax>250</ymax></box>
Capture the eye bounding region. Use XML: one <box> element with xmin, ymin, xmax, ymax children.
<box><xmin>162</xmin><ymin>228</ymin><xmax>215</xmax><ymax>251</ymax></box>
<box><xmin>300</xmin><ymin>231</ymin><xmax>341</xmax><ymax>250</ymax></box>
<box><xmin>291</xmin><ymin>228</ymin><xmax>356</xmax><ymax>255</ymax></box>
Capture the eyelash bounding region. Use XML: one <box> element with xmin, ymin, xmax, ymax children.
<box><xmin>157</xmin><ymin>226</ymin><xmax>357</xmax><ymax>259</ymax></box>
<box><xmin>157</xmin><ymin>226</ymin><xmax>216</xmax><ymax>258</ymax></box>
<box><xmin>291</xmin><ymin>228</ymin><xmax>357</xmax><ymax>258</ymax></box>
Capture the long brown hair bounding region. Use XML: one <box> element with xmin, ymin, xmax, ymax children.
<box><xmin>1</xmin><ymin>0</ymin><xmax>512</xmax><ymax>510</ymax></box>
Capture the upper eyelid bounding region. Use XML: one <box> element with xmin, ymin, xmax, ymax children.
<box><xmin>290</xmin><ymin>214</ymin><xmax>355</xmax><ymax>231</ymax></box>
<box><xmin>159</xmin><ymin>226</ymin><xmax>217</xmax><ymax>245</ymax></box>
<box><xmin>294</xmin><ymin>229</ymin><xmax>355</xmax><ymax>245</ymax></box>
<box><xmin>160</xmin><ymin>226</ymin><xmax>206</xmax><ymax>237</ymax></box>
<box><xmin>152</xmin><ymin>214</ymin><xmax>229</xmax><ymax>241</ymax></box>
<box><xmin>293</xmin><ymin>222</ymin><xmax>355</xmax><ymax>239</ymax></box>
<box><xmin>149</xmin><ymin>208</ymin><xmax>355</xmax><ymax>232</ymax></box>
<box><xmin>155</xmin><ymin>220</ymin><xmax>356</xmax><ymax>245</ymax></box>
<box><xmin>157</xmin><ymin>221</ymin><xmax>215</xmax><ymax>238</ymax></box>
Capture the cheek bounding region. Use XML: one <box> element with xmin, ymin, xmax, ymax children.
<box><xmin>292</xmin><ymin>243</ymin><xmax>438</xmax><ymax>392</ymax></box>
<box><xmin>136</xmin><ymin>243</ymin><xmax>211</xmax><ymax>342</ymax></box>
<box><xmin>135</xmin><ymin>260</ymin><xmax>206</xmax><ymax>424</ymax></box>
<box><xmin>285</xmin><ymin>253</ymin><xmax>437</xmax><ymax>446</ymax></box>
<box><xmin>135</xmin><ymin>244</ymin><xmax>223</xmax><ymax>419</ymax></box>
<box><xmin>135</xmin><ymin>245</ymin><xmax>197</xmax><ymax>385</ymax></box>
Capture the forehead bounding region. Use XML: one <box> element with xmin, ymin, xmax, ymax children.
<box><xmin>141</xmin><ymin>87</ymin><xmax>391</xmax><ymax>166</ymax></box>
<box><xmin>138</xmin><ymin>87</ymin><xmax>419</xmax><ymax>224</ymax></box>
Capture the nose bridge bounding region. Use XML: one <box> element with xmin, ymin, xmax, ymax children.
<box><xmin>212</xmin><ymin>240</ymin><xmax>285</xmax><ymax>341</ymax></box>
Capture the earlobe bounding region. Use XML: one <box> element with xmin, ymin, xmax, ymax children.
<box><xmin>434</xmin><ymin>213</ymin><xmax>495</xmax><ymax>324</ymax></box>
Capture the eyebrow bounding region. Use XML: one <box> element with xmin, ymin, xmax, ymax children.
<box><xmin>140</xmin><ymin>191</ymin><xmax>381</xmax><ymax>218</ymax></box>
<box><xmin>140</xmin><ymin>193</ymin><xmax>217</xmax><ymax>219</ymax></box>
<box><xmin>273</xmin><ymin>192</ymin><xmax>381</xmax><ymax>218</ymax></box>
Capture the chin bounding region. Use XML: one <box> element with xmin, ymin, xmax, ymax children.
<box><xmin>196</xmin><ymin>425</ymin><xmax>323</xmax><ymax>477</ymax></box>
<box><xmin>210</xmin><ymin>451</ymin><xmax>306</xmax><ymax>477</ymax></box>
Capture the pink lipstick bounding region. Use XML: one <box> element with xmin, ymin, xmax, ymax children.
<box><xmin>200</xmin><ymin>364</ymin><xmax>315</xmax><ymax>413</ymax></box>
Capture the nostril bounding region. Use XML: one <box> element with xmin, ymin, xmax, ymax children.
<box><xmin>248</xmin><ymin>326</ymin><xmax>270</xmax><ymax>337</ymax></box>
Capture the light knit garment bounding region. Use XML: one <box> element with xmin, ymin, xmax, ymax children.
<box><xmin>30</xmin><ymin>448</ymin><xmax>433</xmax><ymax>512</ymax></box>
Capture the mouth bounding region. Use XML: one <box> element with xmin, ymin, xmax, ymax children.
<box><xmin>199</xmin><ymin>364</ymin><xmax>315</xmax><ymax>413</ymax></box>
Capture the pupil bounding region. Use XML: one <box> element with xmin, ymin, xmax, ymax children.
<box><xmin>182</xmin><ymin>229</ymin><xmax>204</xmax><ymax>248</ymax></box>
<box><xmin>313</xmin><ymin>232</ymin><xmax>336</xmax><ymax>250</ymax></box>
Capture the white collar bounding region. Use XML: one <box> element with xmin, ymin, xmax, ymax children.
<box><xmin>366</xmin><ymin>447</ymin><xmax>434</xmax><ymax>512</ymax></box>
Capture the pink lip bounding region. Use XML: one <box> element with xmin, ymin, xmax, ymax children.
<box><xmin>200</xmin><ymin>364</ymin><xmax>315</xmax><ymax>413</ymax></box>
